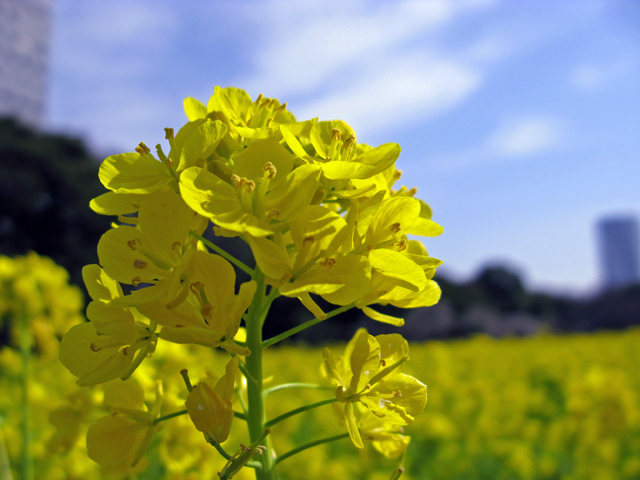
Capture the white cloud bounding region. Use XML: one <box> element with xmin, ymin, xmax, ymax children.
<box><xmin>295</xmin><ymin>53</ymin><xmax>481</xmax><ymax>137</ymax></box>
<box><xmin>488</xmin><ymin>117</ymin><xmax>562</xmax><ymax>156</ymax></box>
<box><xmin>234</xmin><ymin>0</ymin><xmax>496</xmax><ymax>138</ymax></box>
<box><xmin>431</xmin><ymin>116</ymin><xmax>565</xmax><ymax>172</ymax></box>
<box><xmin>571</xmin><ymin>57</ymin><xmax>635</xmax><ymax>91</ymax></box>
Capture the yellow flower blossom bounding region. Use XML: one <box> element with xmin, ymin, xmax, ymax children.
<box><xmin>322</xmin><ymin>329</ymin><xmax>426</xmax><ymax>448</ymax></box>
<box><xmin>185</xmin><ymin>357</ymin><xmax>238</xmax><ymax>443</ymax></box>
<box><xmin>86</xmin><ymin>378</ymin><xmax>163</xmax><ymax>468</ymax></box>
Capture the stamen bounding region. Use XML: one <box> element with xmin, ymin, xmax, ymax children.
<box><xmin>134</xmin><ymin>259</ymin><xmax>148</xmax><ymax>269</ymax></box>
<box><xmin>128</xmin><ymin>239</ymin><xmax>142</xmax><ymax>250</ymax></box>
<box><xmin>132</xmin><ymin>276</ymin><xmax>142</xmax><ymax>287</ymax></box>
<box><xmin>231</xmin><ymin>174</ymin><xmax>243</xmax><ymax>187</ymax></box>
<box><xmin>320</xmin><ymin>258</ymin><xmax>336</xmax><ymax>269</ymax></box>
<box><xmin>303</xmin><ymin>236</ymin><xmax>315</xmax><ymax>246</ymax></box>
<box><xmin>260</xmin><ymin>99</ymin><xmax>271</xmax><ymax>109</ymax></box>
<box><xmin>164</xmin><ymin>128</ymin><xmax>174</xmax><ymax>140</ymax></box>
<box><xmin>393</xmin><ymin>169</ymin><xmax>402</xmax><ymax>180</ymax></box>
<box><xmin>390</xmin><ymin>222</ymin><xmax>402</xmax><ymax>233</ymax></box>
<box><xmin>280</xmin><ymin>273</ymin><xmax>291</xmax><ymax>282</ymax></box>
<box><xmin>263</xmin><ymin>162</ymin><xmax>277</xmax><ymax>179</ymax></box>
<box><xmin>255</xmin><ymin>93</ymin><xmax>264</xmax><ymax>104</ymax></box>
<box><xmin>135</xmin><ymin>142</ymin><xmax>151</xmax><ymax>154</ymax></box>
<box><xmin>245</xmin><ymin>180</ymin><xmax>256</xmax><ymax>193</ymax></box>
<box><xmin>407</xmin><ymin>187</ymin><xmax>418</xmax><ymax>196</ymax></box>
<box><xmin>331</xmin><ymin>128</ymin><xmax>341</xmax><ymax>141</ymax></box>
<box><xmin>172</xmin><ymin>241</ymin><xmax>182</xmax><ymax>250</ymax></box>
<box><xmin>395</xmin><ymin>239</ymin><xmax>408</xmax><ymax>251</ymax></box>
<box><xmin>266</xmin><ymin>210</ymin><xmax>280</xmax><ymax>219</ymax></box>
<box><xmin>342</xmin><ymin>134</ymin><xmax>356</xmax><ymax>151</ymax></box>
<box><xmin>273</xmin><ymin>101</ymin><xmax>287</xmax><ymax>113</ymax></box>
<box><xmin>90</xmin><ymin>343</ymin><xmax>101</xmax><ymax>352</ymax></box>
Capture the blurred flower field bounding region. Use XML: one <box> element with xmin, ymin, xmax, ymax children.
<box><xmin>2</xmin><ymin>254</ymin><xmax>640</xmax><ymax>480</ymax></box>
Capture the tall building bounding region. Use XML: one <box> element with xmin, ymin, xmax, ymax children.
<box><xmin>0</xmin><ymin>0</ymin><xmax>52</xmax><ymax>126</ymax></box>
<box><xmin>598</xmin><ymin>216</ymin><xmax>640</xmax><ymax>290</ymax></box>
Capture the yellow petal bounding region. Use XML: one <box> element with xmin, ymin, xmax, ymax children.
<box><xmin>361</xmin><ymin>306</ymin><xmax>405</xmax><ymax>326</ymax></box>
<box><xmin>86</xmin><ymin>415</ymin><xmax>147</xmax><ymax>466</ymax></box>
<box><xmin>104</xmin><ymin>378</ymin><xmax>146</xmax><ymax>411</ymax></box>
<box><xmin>344</xmin><ymin>402</ymin><xmax>364</xmax><ymax>449</ymax></box>
<box><xmin>185</xmin><ymin>382</ymin><xmax>233</xmax><ymax>443</ymax></box>
<box><xmin>368</xmin><ymin>249</ymin><xmax>426</xmax><ymax>292</ymax></box>
<box><xmin>83</xmin><ymin>264</ymin><xmax>122</xmax><ymax>301</ymax></box>
<box><xmin>99</xmin><ymin>153</ymin><xmax>173</xmax><ymax>194</ymax></box>
<box><xmin>349</xmin><ymin>330</ymin><xmax>381</xmax><ymax>394</ymax></box>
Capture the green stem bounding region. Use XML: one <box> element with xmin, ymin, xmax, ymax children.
<box><xmin>190</xmin><ymin>230</ymin><xmax>254</xmax><ymax>276</ymax></box>
<box><xmin>154</xmin><ymin>409</ymin><xmax>188</xmax><ymax>425</ymax></box>
<box><xmin>0</xmin><ymin>424</ymin><xmax>12</xmax><ymax>480</ymax></box>
<box><xmin>265</xmin><ymin>398</ymin><xmax>337</xmax><ymax>429</ymax></box>
<box><xmin>263</xmin><ymin>383</ymin><xmax>333</xmax><ymax>398</ymax></box>
<box><xmin>237</xmin><ymin>358</ymin><xmax>258</xmax><ymax>385</ymax></box>
<box><xmin>262</xmin><ymin>304</ymin><xmax>354</xmax><ymax>349</ymax></box>
<box><xmin>18</xmin><ymin>307</ymin><xmax>32</xmax><ymax>480</ymax></box>
<box><xmin>274</xmin><ymin>433</ymin><xmax>349</xmax><ymax>466</ymax></box>
<box><xmin>244</xmin><ymin>268</ymin><xmax>278</xmax><ymax>480</ymax></box>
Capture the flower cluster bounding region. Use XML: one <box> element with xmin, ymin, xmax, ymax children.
<box><xmin>59</xmin><ymin>86</ymin><xmax>442</xmax><ymax>478</ymax></box>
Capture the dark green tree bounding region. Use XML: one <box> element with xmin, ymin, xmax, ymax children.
<box><xmin>0</xmin><ymin>118</ymin><xmax>110</xmax><ymax>288</ymax></box>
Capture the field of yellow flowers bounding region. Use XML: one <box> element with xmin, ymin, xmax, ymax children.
<box><xmin>2</xmin><ymin>254</ymin><xmax>640</xmax><ymax>480</ymax></box>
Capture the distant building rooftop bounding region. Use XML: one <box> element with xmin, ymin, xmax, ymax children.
<box><xmin>598</xmin><ymin>216</ymin><xmax>640</xmax><ymax>290</ymax></box>
<box><xmin>0</xmin><ymin>0</ymin><xmax>52</xmax><ymax>126</ymax></box>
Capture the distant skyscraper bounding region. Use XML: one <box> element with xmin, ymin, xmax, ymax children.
<box><xmin>598</xmin><ymin>216</ymin><xmax>640</xmax><ymax>289</ymax></box>
<box><xmin>0</xmin><ymin>0</ymin><xmax>52</xmax><ymax>126</ymax></box>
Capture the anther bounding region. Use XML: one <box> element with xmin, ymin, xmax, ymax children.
<box><xmin>267</xmin><ymin>210</ymin><xmax>280</xmax><ymax>219</ymax></box>
<box><xmin>122</xmin><ymin>346</ymin><xmax>130</xmax><ymax>356</ymax></box>
<box><xmin>127</xmin><ymin>239</ymin><xmax>142</xmax><ymax>250</ymax></box>
<box><xmin>395</xmin><ymin>239</ymin><xmax>408</xmax><ymax>251</ymax></box>
<box><xmin>132</xmin><ymin>276</ymin><xmax>142</xmax><ymax>287</ymax></box>
<box><xmin>390</xmin><ymin>222</ymin><xmax>402</xmax><ymax>233</ymax></box>
<box><xmin>280</xmin><ymin>273</ymin><xmax>291</xmax><ymax>282</ymax></box>
<box><xmin>320</xmin><ymin>258</ymin><xmax>336</xmax><ymax>269</ymax></box>
<box><xmin>260</xmin><ymin>99</ymin><xmax>271</xmax><ymax>109</ymax></box>
<box><xmin>331</xmin><ymin>128</ymin><xmax>341</xmax><ymax>141</ymax></box>
<box><xmin>201</xmin><ymin>305</ymin><xmax>215</xmax><ymax>317</ymax></box>
<box><xmin>407</xmin><ymin>187</ymin><xmax>418</xmax><ymax>196</ymax></box>
<box><xmin>303</xmin><ymin>236</ymin><xmax>314</xmax><ymax>246</ymax></box>
<box><xmin>135</xmin><ymin>142</ymin><xmax>151</xmax><ymax>155</ymax></box>
<box><xmin>342</xmin><ymin>134</ymin><xmax>356</xmax><ymax>150</ymax></box>
<box><xmin>172</xmin><ymin>241</ymin><xmax>181</xmax><ymax>250</ymax></box>
<box><xmin>190</xmin><ymin>281</ymin><xmax>204</xmax><ymax>294</ymax></box>
<box><xmin>255</xmin><ymin>93</ymin><xmax>264</xmax><ymax>104</ymax></box>
<box><xmin>273</xmin><ymin>101</ymin><xmax>287</xmax><ymax>113</ymax></box>
<box><xmin>90</xmin><ymin>343</ymin><xmax>101</xmax><ymax>352</ymax></box>
<box><xmin>263</xmin><ymin>162</ymin><xmax>277</xmax><ymax>179</ymax></box>
<box><xmin>164</xmin><ymin>128</ymin><xmax>174</xmax><ymax>140</ymax></box>
<box><xmin>134</xmin><ymin>259</ymin><xmax>148</xmax><ymax>269</ymax></box>
<box><xmin>245</xmin><ymin>180</ymin><xmax>256</xmax><ymax>193</ymax></box>
<box><xmin>393</xmin><ymin>169</ymin><xmax>402</xmax><ymax>180</ymax></box>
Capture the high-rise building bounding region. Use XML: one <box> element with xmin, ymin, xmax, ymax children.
<box><xmin>0</xmin><ymin>0</ymin><xmax>52</xmax><ymax>126</ymax></box>
<box><xmin>598</xmin><ymin>216</ymin><xmax>640</xmax><ymax>290</ymax></box>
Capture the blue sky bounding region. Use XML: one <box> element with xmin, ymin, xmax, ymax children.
<box><xmin>48</xmin><ymin>0</ymin><xmax>640</xmax><ymax>294</ymax></box>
